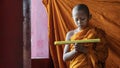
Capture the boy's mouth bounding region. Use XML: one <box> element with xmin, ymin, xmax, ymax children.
<box><xmin>78</xmin><ymin>24</ymin><xmax>87</xmax><ymax>28</ymax></box>
<box><xmin>78</xmin><ymin>24</ymin><xmax>84</xmax><ymax>26</ymax></box>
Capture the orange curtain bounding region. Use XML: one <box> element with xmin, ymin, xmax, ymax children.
<box><xmin>43</xmin><ymin>0</ymin><xmax>120</xmax><ymax>68</ymax></box>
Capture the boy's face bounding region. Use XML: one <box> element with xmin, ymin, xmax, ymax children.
<box><xmin>72</xmin><ymin>10</ymin><xmax>90</xmax><ymax>29</ymax></box>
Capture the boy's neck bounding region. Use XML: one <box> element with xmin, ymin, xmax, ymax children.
<box><xmin>77</xmin><ymin>26</ymin><xmax>88</xmax><ymax>31</ymax></box>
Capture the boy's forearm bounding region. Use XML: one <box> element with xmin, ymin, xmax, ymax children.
<box><xmin>63</xmin><ymin>49</ymin><xmax>78</xmax><ymax>61</ymax></box>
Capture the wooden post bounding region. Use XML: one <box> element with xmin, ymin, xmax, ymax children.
<box><xmin>23</xmin><ymin>0</ymin><xmax>31</xmax><ymax>68</ymax></box>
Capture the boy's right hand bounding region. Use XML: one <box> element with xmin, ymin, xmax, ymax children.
<box><xmin>74</xmin><ymin>43</ymin><xmax>88</xmax><ymax>54</ymax></box>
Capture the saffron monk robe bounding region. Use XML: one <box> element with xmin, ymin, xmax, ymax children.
<box><xmin>63</xmin><ymin>4</ymin><xmax>108</xmax><ymax>68</ymax></box>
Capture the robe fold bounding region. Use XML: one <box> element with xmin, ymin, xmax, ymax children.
<box><xmin>70</xmin><ymin>27</ymin><xmax>108</xmax><ymax>68</ymax></box>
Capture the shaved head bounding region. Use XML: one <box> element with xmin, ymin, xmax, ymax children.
<box><xmin>72</xmin><ymin>4</ymin><xmax>91</xmax><ymax>29</ymax></box>
<box><xmin>72</xmin><ymin>4</ymin><xmax>90</xmax><ymax>17</ymax></box>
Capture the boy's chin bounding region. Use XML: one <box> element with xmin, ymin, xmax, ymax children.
<box><xmin>78</xmin><ymin>25</ymin><xmax>87</xmax><ymax>29</ymax></box>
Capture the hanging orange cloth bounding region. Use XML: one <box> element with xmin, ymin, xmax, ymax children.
<box><xmin>69</xmin><ymin>27</ymin><xmax>108</xmax><ymax>68</ymax></box>
<box><xmin>42</xmin><ymin>0</ymin><xmax>120</xmax><ymax>68</ymax></box>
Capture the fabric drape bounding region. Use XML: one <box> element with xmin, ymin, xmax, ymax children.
<box><xmin>69</xmin><ymin>27</ymin><xmax>108</xmax><ymax>68</ymax></box>
<box><xmin>42</xmin><ymin>0</ymin><xmax>120</xmax><ymax>68</ymax></box>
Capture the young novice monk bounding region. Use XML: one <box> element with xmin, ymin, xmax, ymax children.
<box><xmin>63</xmin><ymin>4</ymin><xmax>108</xmax><ymax>68</ymax></box>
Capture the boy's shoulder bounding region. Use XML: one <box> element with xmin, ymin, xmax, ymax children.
<box><xmin>94</xmin><ymin>27</ymin><xmax>105</xmax><ymax>35</ymax></box>
<box><xmin>92</xmin><ymin>27</ymin><xmax>106</xmax><ymax>38</ymax></box>
<box><xmin>66</xmin><ymin>30</ymin><xmax>74</xmax><ymax>36</ymax></box>
<box><xmin>89</xmin><ymin>27</ymin><xmax>105</xmax><ymax>34</ymax></box>
<box><xmin>66</xmin><ymin>30</ymin><xmax>75</xmax><ymax>39</ymax></box>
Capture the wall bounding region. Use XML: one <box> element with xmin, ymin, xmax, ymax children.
<box><xmin>0</xmin><ymin>0</ymin><xmax>23</xmax><ymax>68</ymax></box>
<box><xmin>0</xmin><ymin>0</ymin><xmax>50</xmax><ymax>68</ymax></box>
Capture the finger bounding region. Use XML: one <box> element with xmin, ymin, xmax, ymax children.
<box><xmin>75</xmin><ymin>43</ymin><xmax>78</xmax><ymax>46</ymax></box>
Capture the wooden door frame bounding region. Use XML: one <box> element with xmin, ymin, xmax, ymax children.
<box><xmin>23</xmin><ymin>0</ymin><xmax>31</xmax><ymax>68</ymax></box>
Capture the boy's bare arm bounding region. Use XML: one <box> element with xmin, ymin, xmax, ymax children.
<box><xmin>63</xmin><ymin>31</ymin><xmax>78</xmax><ymax>61</ymax></box>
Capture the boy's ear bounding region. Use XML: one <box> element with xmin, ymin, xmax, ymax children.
<box><xmin>89</xmin><ymin>14</ymin><xmax>92</xmax><ymax>19</ymax></box>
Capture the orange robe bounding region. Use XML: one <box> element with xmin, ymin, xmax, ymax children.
<box><xmin>70</xmin><ymin>27</ymin><xmax>108</xmax><ymax>68</ymax></box>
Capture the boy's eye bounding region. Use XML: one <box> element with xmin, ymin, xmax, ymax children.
<box><xmin>75</xmin><ymin>19</ymin><xmax>78</xmax><ymax>21</ymax></box>
<box><xmin>81</xmin><ymin>18</ymin><xmax>85</xmax><ymax>20</ymax></box>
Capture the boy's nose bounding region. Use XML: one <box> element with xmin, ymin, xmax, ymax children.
<box><xmin>78</xmin><ymin>20</ymin><xmax>81</xmax><ymax>24</ymax></box>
